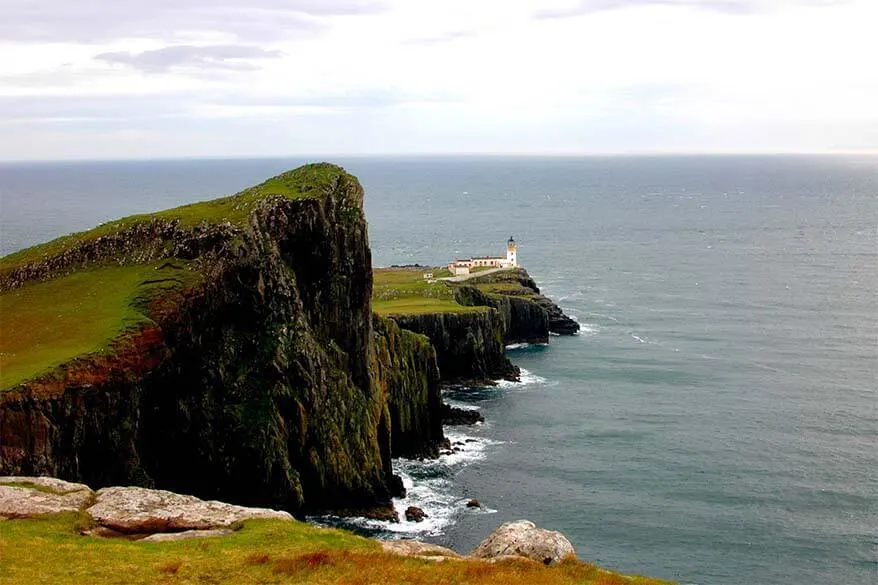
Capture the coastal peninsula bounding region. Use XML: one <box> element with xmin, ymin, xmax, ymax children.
<box><xmin>0</xmin><ymin>163</ymin><xmax>667</xmax><ymax>585</ymax></box>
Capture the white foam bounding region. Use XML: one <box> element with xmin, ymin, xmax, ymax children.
<box><xmin>496</xmin><ymin>367</ymin><xmax>547</xmax><ymax>388</ymax></box>
<box><xmin>310</xmin><ymin>431</ymin><xmax>500</xmax><ymax>538</ymax></box>
<box><xmin>577</xmin><ymin>323</ymin><xmax>600</xmax><ymax>337</ymax></box>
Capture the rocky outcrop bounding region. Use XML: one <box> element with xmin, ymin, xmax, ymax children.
<box><xmin>0</xmin><ymin>165</ymin><xmax>397</xmax><ymax>518</ymax></box>
<box><xmin>389</xmin><ymin>310</ymin><xmax>519</xmax><ymax>384</ymax></box>
<box><xmin>454</xmin><ymin>285</ymin><xmax>549</xmax><ymax>344</ymax></box>
<box><xmin>404</xmin><ymin>505</ymin><xmax>427</xmax><ymax>522</ymax></box>
<box><xmin>470</xmin><ymin>519</ymin><xmax>576</xmax><ymax>566</ymax></box>
<box><xmin>140</xmin><ymin>528</ymin><xmax>235</xmax><ymax>542</ymax></box>
<box><xmin>380</xmin><ymin>539</ymin><xmax>462</xmax><ymax>560</ymax></box>
<box><xmin>441</xmin><ymin>404</ymin><xmax>485</xmax><ymax>425</ymax></box>
<box><xmin>86</xmin><ymin>486</ymin><xmax>292</xmax><ymax>533</ymax></box>
<box><xmin>373</xmin><ymin>316</ymin><xmax>444</xmax><ymax>459</ymax></box>
<box><xmin>0</xmin><ymin>477</ymin><xmax>94</xmax><ymax>518</ymax></box>
<box><xmin>463</xmin><ymin>269</ymin><xmax>580</xmax><ymax>336</ymax></box>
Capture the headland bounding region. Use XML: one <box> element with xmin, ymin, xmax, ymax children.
<box><xmin>0</xmin><ymin>163</ymin><xmax>669</xmax><ymax>585</ymax></box>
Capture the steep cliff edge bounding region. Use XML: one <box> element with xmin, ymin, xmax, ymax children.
<box><xmin>0</xmin><ymin>164</ymin><xmax>395</xmax><ymax>517</ymax></box>
<box><xmin>453</xmin><ymin>284</ymin><xmax>550</xmax><ymax>344</ymax></box>
<box><xmin>461</xmin><ymin>268</ymin><xmax>580</xmax><ymax>336</ymax></box>
<box><xmin>373</xmin><ymin>267</ymin><xmax>519</xmax><ymax>384</ymax></box>
<box><xmin>372</xmin><ymin>316</ymin><xmax>444</xmax><ymax>459</ymax></box>
<box><xmin>388</xmin><ymin>310</ymin><xmax>519</xmax><ymax>384</ymax></box>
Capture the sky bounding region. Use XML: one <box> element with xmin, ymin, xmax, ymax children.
<box><xmin>1</xmin><ymin>0</ymin><xmax>876</xmax><ymax>160</ymax></box>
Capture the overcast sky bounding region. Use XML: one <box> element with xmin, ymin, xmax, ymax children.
<box><xmin>1</xmin><ymin>0</ymin><xmax>876</xmax><ymax>160</ymax></box>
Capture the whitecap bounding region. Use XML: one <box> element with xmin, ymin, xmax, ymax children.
<box><xmin>497</xmin><ymin>367</ymin><xmax>547</xmax><ymax>388</ymax></box>
<box><xmin>309</xmin><ymin>431</ymin><xmax>501</xmax><ymax>539</ymax></box>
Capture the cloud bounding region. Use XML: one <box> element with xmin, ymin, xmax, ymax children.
<box><xmin>402</xmin><ymin>31</ymin><xmax>473</xmax><ymax>46</ymax></box>
<box><xmin>534</xmin><ymin>0</ymin><xmax>848</xmax><ymax>18</ymax></box>
<box><xmin>95</xmin><ymin>45</ymin><xmax>284</xmax><ymax>73</ymax></box>
<box><xmin>0</xmin><ymin>0</ymin><xmax>386</xmax><ymax>43</ymax></box>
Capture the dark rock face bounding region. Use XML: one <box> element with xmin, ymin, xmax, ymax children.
<box><xmin>0</xmin><ymin>167</ymin><xmax>395</xmax><ymax>518</ymax></box>
<box><xmin>373</xmin><ymin>316</ymin><xmax>445</xmax><ymax>459</ymax></box>
<box><xmin>454</xmin><ymin>286</ymin><xmax>549</xmax><ymax>344</ymax></box>
<box><xmin>463</xmin><ymin>269</ymin><xmax>580</xmax><ymax>336</ymax></box>
<box><xmin>441</xmin><ymin>404</ymin><xmax>485</xmax><ymax>426</ymax></box>
<box><xmin>389</xmin><ymin>311</ymin><xmax>519</xmax><ymax>384</ymax></box>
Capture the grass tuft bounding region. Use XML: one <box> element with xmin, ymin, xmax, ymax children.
<box><xmin>157</xmin><ymin>561</ymin><xmax>182</xmax><ymax>574</ymax></box>
<box><xmin>273</xmin><ymin>551</ymin><xmax>336</xmax><ymax>574</ymax></box>
<box><xmin>244</xmin><ymin>552</ymin><xmax>270</xmax><ymax>565</ymax></box>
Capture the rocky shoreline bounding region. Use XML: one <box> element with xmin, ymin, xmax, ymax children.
<box><xmin>0</xmin><ymin>164</ymin><xmax>580</xmax><ymax>524</ymax></box>
<box><xmin>0</xmin><ymin>476</ymin><xmax>577</xmax><ymax>565</ymax></box>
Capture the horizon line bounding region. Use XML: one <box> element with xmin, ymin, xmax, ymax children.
<box><xmin>1</xmin><ymin>150</ymin><xmax>877</xmax><ymax>164</ymax></box>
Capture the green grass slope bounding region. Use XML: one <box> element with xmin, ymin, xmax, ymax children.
<box><xmin>0</xmin><ymin>262</ymin><xmax>200</xmax><ymax>390</ymax></box>
<box><xmin>0</xmin><ymin>513</ymin><xmax>673</xmax><ymax>585</ymax></box>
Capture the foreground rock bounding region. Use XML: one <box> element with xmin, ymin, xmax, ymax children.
<box><xmin>470</xmin><ymin>520</ymin><xmax>576</xmax><ymax>566</ymax></box>
<box><xmin>0</xmin><ymin>476</ymin><xmax>94</xmax><ymax>519</ymax></box>
<box><xmin>381</xmin><ymin>540</ymin><xmax>461</xmax><ymax>561</ymax></box>
<box><xmin>86</xmin><ymin>486</ymin><xmax>293</xmax><ymax>534</ymax></box>
<box><xmin>140</xmin><ymin>528</ymin><xmax>235</xmax><ymax>542</ymax></box>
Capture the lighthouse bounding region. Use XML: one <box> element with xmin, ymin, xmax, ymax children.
<box><xmin>506</xmin><ymin>236</ymin><xmax>518</xmax><ymax>267</ymax></box>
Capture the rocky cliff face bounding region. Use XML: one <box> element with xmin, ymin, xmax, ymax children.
<box><xmin>0</xmin><ymin>165</ymin><xmax>397</xmax><ymax>517</ymax></box>
<box><xmin>454</xmin><ymin>286</ymin><xmax>550</xmax><ymax>344</ymax></box>
<box><xmin>463</xmin><ymin>269</ymin><xmax>580</xmax><ymax>336</ymax></box>
<box><xmin>388</xmin><ymin>310</ymin><xmax>519</xmax><ymax>384</ymax></box>
<box><xmin>373</xmin><ymin>316</ymin><xmax>444</xmax><ymax>459</ymax></box>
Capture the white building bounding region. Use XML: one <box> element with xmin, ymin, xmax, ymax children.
<box><xmin>448</xmin><ymin>237</ymin><xmax>518</xmax><ymax>276</ymax></box>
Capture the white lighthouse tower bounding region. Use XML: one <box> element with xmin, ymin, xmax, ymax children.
<box><xmin>506</xmin><ymin>236</ymin><xmax>518</xmax><ymax>268</ymax></box>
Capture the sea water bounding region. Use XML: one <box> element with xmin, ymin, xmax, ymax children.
<box><xmin>1</xmin><ymin>155</ymin><xmax>875</xmax><ymax>585</ymax></box>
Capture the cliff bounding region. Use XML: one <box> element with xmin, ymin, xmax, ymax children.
<box><xmin>388</xmin><ymin>310</ymin><xmax>519</xmax><ymax>384</ymax></box>
<box><xmin>372</xmin><ymin>316</ymin><xmax>444</xmax><ymax>459</ymax></box>
<box><xmin>462</xmin><ymin>268</ymin><xmax>580</xmax><ymax>336</ymax></box>
<box><xmin>0</xmin><ymin>164</ymin><xmax>396</xmax><ymax>517</ymax></box>
<box><xmin>453</xmin><ymin>285</ymin><xmax>550</xmax><ymax>344</ymax></box>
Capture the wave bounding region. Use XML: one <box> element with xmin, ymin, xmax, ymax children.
<box><xmin>505</xmin><ymin>341</ymin><xmax>549</xmax><ymax>350</ymax></box>
<box><xmin>497</xmin><ymin>367</ymin><xmax>547</xmax><ymax>388</ymax></box>
<box><xmin>308</xmin><ymin>430</ymin><xmax>500</xmax><ymax>539</ymax></box>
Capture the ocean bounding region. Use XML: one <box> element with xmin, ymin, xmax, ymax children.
<box><xmin>1</xmin><ymin>155</ymin><xmax>875</xmax><ymax>585</ymax></box>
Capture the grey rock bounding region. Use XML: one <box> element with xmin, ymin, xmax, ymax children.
<box><xmin>87</xmin><ymin>486</ymin><xmax>293</xmax><ymax>533</ymax></box>
<box><xmin>140</xmin><ymin>528</ymin><xmax>235</xmax><ymax>542</ymax></box>
<box><xmin>470</xmin><ymin>519</ymin><xmax>576</xmax><ymax>566</ymax></box>
<box><xmin>0</xmin><ymin>476</ymin><xmax>94</xmax><ymax>519</ymax></box>
<box><xmin>381</xmin><ymin>539</ymin><xmax>461</xmax><ymax>561</ymax></box>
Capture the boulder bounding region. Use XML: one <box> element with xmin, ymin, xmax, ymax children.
<box><xmin>381</xmin><ymin>539</ymin><xmax>461</xmax><ymax>561</ymax></box>
<box><xmin>86</xmin><ymin>486</ymin><xmax>292</xmax><ymax>534</ymax></box>
<box><xmin>404</xmin><ymin>506</ymin><xmax>428</xmax><ymax>522</ymax></box>
<box><xmin>0</xmin><ymin>476</ymin><xmax>94</xmax><ymax>519</ymax></box>
<box><xmin>466</xmin><ymin>499</ymin><xmax>481</xmax><ymax>508</ymax></box>
<box><xmin>470</xmin><ymin>520</ymin><xmax>576</xmax><ymax>566</ymax></box>
<box><xmin>140</xmin><ymin>528</ymin><xmax>235</xmax><ymax>543</ymax></box>
<box><xmin>441</xmin><ymin>404</ymin><xmax>485</xmax><ymax>425</ymax></box>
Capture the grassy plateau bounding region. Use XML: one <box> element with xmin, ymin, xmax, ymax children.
<box><xmin>372</xmin><ymin>267</ymin><xmax>486</xmax><ymax>316</ymax></box>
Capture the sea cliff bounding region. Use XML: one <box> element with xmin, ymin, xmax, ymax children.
<box><xmin>0</xmin><ymin>164</ymin><xmax>580</xmax><ymax>519</ymax></box>
<box><xmin>0</xmin><ymin>164</ymin><xmax>397</xmax><ymax>517</ymax></box>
